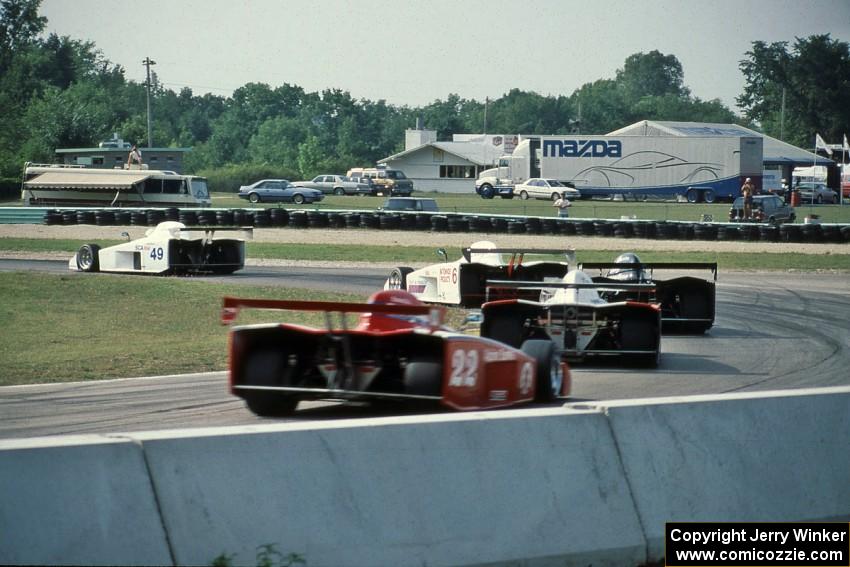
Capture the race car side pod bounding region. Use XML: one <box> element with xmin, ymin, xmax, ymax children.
<box><xmin>484</xmin><ymin>280</ymin><xmax>657</xmax><ymax>302</ymax></box>
<box><xmin>578</xmin><ymin>262</ymin><xmax>718</xmax><ymax>281</ymax></box>
<box><xmin>221</xmin><ymin>296</ymin><xmax>446</xmax><ymax>327</ymax></box>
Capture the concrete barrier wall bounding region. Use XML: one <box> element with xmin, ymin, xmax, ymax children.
<box><xmin>136</xmin><ymin>409</ymin><xmax>645</xmax><ymax>567</ymax></box>
<box><xmin>1</xmin><ymin>387</ymin><xmax>849</xmax><ymax>566</ymax></box>
<box><xmin>571</xmin><ymin>386</ymin><xmax>850</xmax><ymax>561</ymax></box>
<box><xmin>0</xmin><ymin>435</ymin><xmax>172</xmax><ymax>566</ymax></box>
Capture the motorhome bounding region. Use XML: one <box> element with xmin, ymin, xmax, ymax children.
<box><xmin>21</xmin><ymin>163</ymin><xmax>212</xmax><ymax>207</ymax></box>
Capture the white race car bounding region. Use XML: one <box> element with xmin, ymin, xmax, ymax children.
<box><xmin>384</xmin><ymin>241</ymin><xmax>571</xmax><ymax>308</ymax></box>
<box><xmin>481</xmin><ymin>270</ymin><xmax>662</xmax><ymax>367</ymax></box>
<box><xmin>69</xmin><ymin>221</ymin><xmax>247</xmax><ymax>275</ymax></box>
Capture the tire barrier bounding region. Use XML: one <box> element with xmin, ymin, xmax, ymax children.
<box><xmin>490</xmin><ymin>217</ymin><xmax>509</xmax><ymax>233</ymax></box>
<box><xmin>800</xmin><ymin>223</ymin><xmax>823</xmax><ymax>243</ymax></box>
<box><xmin>288</xmin><ymin>211</ymin><xmax>308</xmax><ymax>228</ymax></box>
<box><xmin>76</xmin><ymin>210</ymin><xmax>95</xmax><ymax>225</ymax></box>
<box><xmin>779</xmin><ymin>224</ymin><xmax>803</xmax><ymax>243</ymax></box>
<box><xmin>507</xmin><ymin>220</ymin><xmax>527</xmax><ymax>234</ymax></box>
<box><xmin>594</xmin><ymin>221</ymin><xmax>615</xmax><ymax>237</ymax></box>
<box><xmin>717</xmin><ymin>225</ymin><xmax>740</xmax><ymax>241</ymax></box>
<box><xmin>693</xmin><ymin>223</ymin><xmax>718</xmax><ymax>241</ymax></box>
<box><xmin>21</xmin><ymin>207</ymin><xmax>850</xmax><ymax>246</ymax></box>
<box><xmin>178</xmin><ymin>211</ymin><xmax>197</xmax><ymax>226</ymax></box>
<box><xmin>613</xmin><ymin>222</ymin><xmax>634</xmax><ymax>238</ymax></box>
<box><xmin>306</xmin><ymin>211</ymin><xmax>329</xmax><ymax>229</ymax></box>
<box><xmin>216</xmin><ymin>210</ymin><xmax>235</xmax><ymax>226</ymax></box>
<box><xmin>759</xmin><ymin>225</ymin><xmax>779</xmax><ymax>242</ymax></box>
<box><xmin>268</xmin><ymin>208</ymin><xmax>288</xmax><ymax>227</ymax></box>
<box><xmin>345</xmin><ymin>213</ymin><xmax>361</xmax><ymax>228</ymax></box>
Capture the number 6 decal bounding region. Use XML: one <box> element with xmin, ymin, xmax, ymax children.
<box><xmin>449</xmin><ymin>348</ymin><xmax>479</xmax><ymax>387</ymax></box>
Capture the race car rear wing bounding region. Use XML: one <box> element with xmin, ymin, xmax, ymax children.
<box><xmin>462</xmin><ymin>247</ymin><xmax>575</xmax><ymax>263</ymax></box>
<box><xmin>221</xmin><ymin>296</ymin><xmax>445</xmax><ymax>326</ymax></box>
<box><xmin>484</xmin><ymin>279</ymin><xmax>656</xmax><ymax>302</ymax></box>
<box><xmin>578</xmin><ymin>261</ymin><xmax>718</xmax><ymax>281</ymax></box>
<box><xmin>178</xmin><ymin>226</ymin><xmax>254</xmax><ymax>240</ymax></box>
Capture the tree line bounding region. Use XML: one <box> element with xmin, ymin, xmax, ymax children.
<box><xmin>1</xmin><ymin>0</ymin><xmax>848</xmax><ymax>189</ymax></box>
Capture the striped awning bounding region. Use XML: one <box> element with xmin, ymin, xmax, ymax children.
<box><xmin>24</xmin><ymin>170</ymin><xmax>151</xmax><ymax>190</ymax></box>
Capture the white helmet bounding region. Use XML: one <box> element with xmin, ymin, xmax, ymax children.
<box><xmin>606</xmin><ymin>252</ymin><xmax>646</xmax><ymax>282</ymax></box>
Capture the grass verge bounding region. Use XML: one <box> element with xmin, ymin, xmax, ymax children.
<box><xmin>0</xmin><ymin>272</ymin><xmax>362</xmax><ymax>386</ymax></box>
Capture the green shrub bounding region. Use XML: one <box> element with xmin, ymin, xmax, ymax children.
<box><xmin>0</xmin><ymin>177</ymin><xmax>21</xmax><ymax>199</ymax></box>
<box><xmin>197</xmin><ymin>163</ymin><xmax>300</xmax><ymax>193</ymax></box>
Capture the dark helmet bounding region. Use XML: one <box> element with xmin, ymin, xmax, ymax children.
<box><xmin>606</xmin><ymin>252</ymin><xmax>646</xmax><ymax>282</ymax></box>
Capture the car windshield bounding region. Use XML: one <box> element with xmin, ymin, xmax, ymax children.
<box><xmin>190</xmin><ymin>178</ymin><xmax>209</xmax><ymax>198</ymax></box>
<box><xmin>386</xmin><ymin>171</ymin><xmax>406</xmax><ymax>179</ymax></box>
<box><xmin>545</xmin><ymin>179</ymin><xmax>564</xmax><ymax>187</ymax></box>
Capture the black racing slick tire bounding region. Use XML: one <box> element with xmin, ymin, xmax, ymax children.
<box><xmin>76</xmin><ymin>243</ymin><xmax>101</xmax><ymax>272</ymax></box>
<box><xmin>386</xmin><ymin>267</ymin><xmax>413</xmax><ymax>290</ymax></box>
<box><xmin>620</xmin><ymin>317</ymin><xmax>660</xmax><ymax>368</ymax></box>
<box><xmin>240</xmin><ymin>348</ymin><xmax>299</xmax><ymax>417</ymax></box>
<box><xmin>521</xmin><ymin>339</ymin><xmax>563</xmax><ymax>402</ymax></box>
<box><xmin>404</xmin><ymin>360</ymin><xmax>442</xmax><ymax>397</ymax></box>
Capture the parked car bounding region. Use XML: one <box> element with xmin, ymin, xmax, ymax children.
<box><xmin>293</xmin><ymin>174</ymin><xmax>371</xmax><ymax>196</ymax></box>
<box><xmin>729</xmin><ymin>194</ymin><xmax>795</xmax><ymax>224</ymax></box>
<box><xmin>237</xmin><ymin>179</ymin><xmax>324</xmax><ymax>204</ymax></box>
<box><xmin>515</xmin><ymin>178</ymin><xmax>581</xmax><ymax>201</ymax></box>
<box><xmin>795</xmin><ymin>182</ymin><xmax>838</xmax><ymax>204</ymax></box>
<box><xmin>379</xmin><ymin>197</ymin><xmax>439</xmax><ymax>212</ymax></box>
<box><xmin>346</xmin><ymin>167</ymin><xmax>414</xmax><ymax>196</ymax></box>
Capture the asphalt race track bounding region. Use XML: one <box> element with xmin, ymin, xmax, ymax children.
<box><xmin>1</xmin><ymin>260</ymin><xmax>849</xmax><ymax>439</ymax></box>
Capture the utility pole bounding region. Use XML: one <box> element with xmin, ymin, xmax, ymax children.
<box><xmin>483</xmin><ymin>97</ymin><xmax>488</xmax><ymax>134</ymax></box>
<box><xmin>143</xmin><ymin>57</ymin><xmax>156</xmax><ymax>148</ymax></box>
<box><xmin>779</xmin><ymin>87</ymin><xmax>786</xmax><ymax>141</ymax></box>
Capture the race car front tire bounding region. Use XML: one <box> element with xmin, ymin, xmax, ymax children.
<box><xmin>76</xmin><ymin>244</ymin><xmax>101</xmax><ymax>272</ymax></box>
<box><xmin>387</xmin><ymin>266</ymin><xmax>413</xmax><ymax>290</ymax></box>
<box><xmin>521</xmin><ymin>339</ymin><xmax>562</xmax><ymax>402</ymax></box>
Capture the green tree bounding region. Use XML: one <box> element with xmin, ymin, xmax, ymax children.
<box><xmin>616</xmin><ymin>50</ymin><xmax>689</xmax><ymax>101</ymax></box>
<box><xmin>738</xmin><ymin>34</ymin><xmax>850</xmax><ymax>146</ymax></box>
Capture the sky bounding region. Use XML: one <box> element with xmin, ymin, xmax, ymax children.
<box><xmin>41</xmin><ymin>0</ymin><xmax>850</xmax><ymax>112</ymax></box>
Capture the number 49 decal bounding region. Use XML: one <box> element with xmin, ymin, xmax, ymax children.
<box><xmin>149</xmin><ymin>247</ymin><xmax>164</xmax><ymax>261</ymax></box>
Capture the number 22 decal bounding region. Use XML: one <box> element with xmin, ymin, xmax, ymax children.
<box><xmin>449</xmin><ymin>349</ymin><xmax>478</xmax><ymax>387</ymax></box>
<box><xmin>149</xmin><ymin>247</ymin><xmax>164</xmax><ymax>261</ymax></box>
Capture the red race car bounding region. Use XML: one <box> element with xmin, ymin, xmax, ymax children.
<box><xmin>222</xmin><ymin>290</ymin><xmax>570</xmax><ymax>416</ymax></box>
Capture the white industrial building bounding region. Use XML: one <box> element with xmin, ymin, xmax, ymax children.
<box><xmin>379</xmin><ymin>130</ymin><xmax>519</xmax><ymax>193</ymax></box>
<box><xmin>381</xmin><ymin>120</ymin><xmax>834</xmax><ymax>194</ymax></box>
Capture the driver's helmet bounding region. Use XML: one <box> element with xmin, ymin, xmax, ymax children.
<box><xmin>606</xmin><ymin>252</ymin><xmax>646</xmax><ymax>282</ymax></box>
<box><xmin>357</xmin><ymin>289</ymin><xmax>430</xmax><ymax>331</ymax></box>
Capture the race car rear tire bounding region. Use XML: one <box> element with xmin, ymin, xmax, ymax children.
<box><xmin>244</xmin><ymin>394</ymin><xmax>298</xmax><ymax>417</ymax></box>
<box><xmin>240</xmin><ymin>348</ymin><xmax>300</xmax><ymax>416</ymax></box>
<box><xmin>620</xmin><ymin>317</ymin><xmax>659</xmax><ymax>367</ymax></box>
<box><xmin>387</xmin><ymin>267</ymin><xmax>413</xmax><ymax>290</ymax></box>
<box><xmin>76</xmin><ymin>244</ymin><xmax>101</xmax><ymax>272</ymax></box>
<box><xmin>404</xmin><ymin>360</ymin><xmax>442</xmax><ymax>397</ymax></box>
<box><xmin>521</xmin><ymin>339</ymin><xmax>562</xmax><ymax>402</ymax></box>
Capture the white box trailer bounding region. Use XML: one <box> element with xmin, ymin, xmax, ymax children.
<box><xmin>476</xmin><ymin>135</ymin><xmax>763</xmax><ymax>203</ymax></box>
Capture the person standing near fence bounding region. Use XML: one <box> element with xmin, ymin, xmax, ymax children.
<box><xmin>553</xmin><ymin>195</ymin><xmax>572</xmax><ymax>218</ymax></box>
<box><xmin>741</xmin><ymin>177</ymin><xmax>754</xmax><ymax>220</ymax></box>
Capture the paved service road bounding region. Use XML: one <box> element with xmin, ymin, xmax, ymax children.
<box><xmin>1</xmin><ymin>265</ymin><xmax>849</xmax><ymax>439</ymax></box>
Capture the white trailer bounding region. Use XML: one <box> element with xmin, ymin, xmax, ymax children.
<box><xmin>476</xmin><ymin>135</ymin><xmax>763</xmax><ymax>203</ymax></box>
